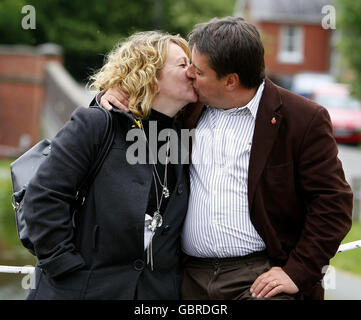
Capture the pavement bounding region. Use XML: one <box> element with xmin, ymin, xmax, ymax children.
<box><xmin>337</xmin><ymin>144</ymin><xmax>361</xmax><ymax>179</ymax></box>
<box><xmin>326</xmin><ymin>268</ymin><xmax>361</xmax><ymax>300</ymax></box>
<box><xmin>326</xmin><ymin>145</ymin><xmax>361</xmax><ymax>299</ymax></box>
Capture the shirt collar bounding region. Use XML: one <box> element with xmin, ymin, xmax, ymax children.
<box><xmin>208</xmin><ymin>80</ymin><xmax>265</xmax><ymax>119</ymax></box>
<box><xmin>246</xmin><ymin>80</ymin><xmax>265</xmax><ymax>119</ymax></box>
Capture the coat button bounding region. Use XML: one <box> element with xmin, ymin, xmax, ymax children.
<box><xmin>177</xmin><ymin>183</ymin><xmax>184</xmax><ymax>194</ymax></box>
<box><xmin>133</xmin><ymin>259</ymin><xmax>144</xmax><ymax>271</ymax></box>
<box><xmin>132</xmin><ymin>179</ymin><xmax>144</xmax><ymax>186</ymax></box>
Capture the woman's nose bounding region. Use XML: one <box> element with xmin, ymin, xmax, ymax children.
<box><xmin>186</xmin><ymin>65</ymin><xmax>195</xmax><ymax>79</ymax></box>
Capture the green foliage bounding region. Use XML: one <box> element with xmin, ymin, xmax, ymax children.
<box><xmin>0</xmin><ymin>160</ymin><xmax>36</xmax><ymax>268</ymax></box>
<box><xmin>330</xmin><ymin>221</ymin><xmax>361</xmax><ymax>276</ymax></box>
<box><xmin>0</xmin><ymin>0</ymin><xmax>236</xmax><ymax>82</ymax></box>
<box><xmin>24</xmin><ymin>0</ymin><xmax>157</xmax><ymax>82</ymax></box>
<box><xmin>335</xmin><ymin>0</ymin><xmax>361</xmax><ymax>99</ymax></box>
<box><xmin>0</xmin><ymin>0</ymin><xmax>35</xmax><ymax>44</ymax></box>
<box><xmin>0</xmin><ymin>160</ymin><xmax>20</xmax><ymax>250</ymax></box>
<box><xmin>164</xmin><ymin>0</ymin><xmax>237</xmax><ymax>36</ymax></box>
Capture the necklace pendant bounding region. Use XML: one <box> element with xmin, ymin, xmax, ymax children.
<box><xmin>153</xmin><ymin>211</ymin><xmax>163</xmax><ymax>228</ymax></box>
<box><xmin>148</xmin><ymin>211</ymin><xmax>163</xmax><ymax>233</ymax></box>
<box><xmin>163</xmin><ymin>187</ymin><xmax>170</xmax><ymax>198</ymax></box>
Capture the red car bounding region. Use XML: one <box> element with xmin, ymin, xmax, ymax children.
<box><xmin>314</xmin><ymin>84</ymin><xmax>361</xmax><ymax>144</ymax></box>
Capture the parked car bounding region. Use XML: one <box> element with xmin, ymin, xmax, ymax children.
<box><xmin>314</xmin><ymin>84</ymin><xmax>361</xmax><ymax>144</ymax></box>
<box><xmin>291</xmin><ymin>72</ymin><xmax>335</xmax><ymax>99</ymax></box>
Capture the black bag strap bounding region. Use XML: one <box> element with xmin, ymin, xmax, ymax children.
<box><xmin>75</xmin><ymin>106</ymin><xmax>114</xmax><ymax>206</ymax></box>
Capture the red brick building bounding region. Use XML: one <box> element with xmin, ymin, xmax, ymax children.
<box><xmin>235</xmin><ymin>0</ymin><xmax>333</xmax><ymax>87</ymax></box>
<box><xmin>0</xmin><ymin>44</ymin><xmax>62</xmax><ymax>158</ymax></box>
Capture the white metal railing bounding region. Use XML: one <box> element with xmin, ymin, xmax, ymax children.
<box><xmin>0</xmin><ymin>265</ymin><xmax>35</xmax><ymax>274</ymax></box>
<box><xmin>0</xmin><ymin>240</ymin><xmax>360</xmax><ymax>274</ymax></box>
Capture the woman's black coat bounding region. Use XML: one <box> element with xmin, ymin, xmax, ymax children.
<box><xmin>23</xmin><ymin>106</ymin><xmax>189</xmax><ymax>299</ymax></box>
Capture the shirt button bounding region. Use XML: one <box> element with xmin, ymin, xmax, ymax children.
<box><xmin>133</xmin><ymin>259</ymin><xmax>144</xmax><ymax>271</ymax></box>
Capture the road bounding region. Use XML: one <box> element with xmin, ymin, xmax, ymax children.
<box><xmin>338</xmin><ymin>144</ymin><xmax>361</xmax><ymax>221</ymax></box>
<box><xmin>337</xmin><ymin>144</ymin><xmax>361</xmax><ymax>179</ymax></box>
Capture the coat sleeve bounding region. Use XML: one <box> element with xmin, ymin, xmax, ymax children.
<box><xmin>282</xmin><ymin>107</ymin><xmax>353</xmax><ymax>293</ymax></box>
<box><xmin>23</xmin><ymin>107</ymin><xmax>108</xmax><ymax>278</ymax></box>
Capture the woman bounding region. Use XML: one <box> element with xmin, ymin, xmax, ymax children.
<box><xmin>23</xmin><ymin>31</ymin><xmax>197</xmax><ymax>299</ymax></box>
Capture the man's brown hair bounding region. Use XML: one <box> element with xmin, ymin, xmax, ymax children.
<box><xmin>188</xmin><ymin>16</ymin><xmax>265</xmax><ymax>89</ymax></box>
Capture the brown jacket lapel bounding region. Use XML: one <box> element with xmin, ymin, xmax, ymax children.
<box><xmin>247</xmin><ymin>79</ymin><xmax>283</xmax><ymax>210</ymax></box>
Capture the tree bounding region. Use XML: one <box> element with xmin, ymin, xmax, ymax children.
<box><xmin>26</xmin><ymin>0</ymin><xmax>157</xmax><ymax>82</ymax></box>
<box><xmin>0</xmin><ymin>0</ymin><xmax>236</xmax><ymax>82</ymax></box>
<box><xmin>163</xmin><ymin>0</ymin><xmax>236</xmax><ymax>36</ymax></box>
<box><xmin>336</xmin><ymin>0</ymin><xmax>361</xmax><ymax>99</ymax></box>
<box><xmin>0</xmin><ymin>0</ymin><xmax>35</xmax><ymax>44</ymax></box>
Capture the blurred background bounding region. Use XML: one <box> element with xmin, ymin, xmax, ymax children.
<box><xmin>0</xmin><ymin>0</ymin><xmax>361</xmax><ymax>300</ymax></box>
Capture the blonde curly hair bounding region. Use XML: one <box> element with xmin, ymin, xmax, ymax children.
<box><xmin>88</xmin><ymin>31</ymin><xmax>190</xmax><ymax>119</ymax></box>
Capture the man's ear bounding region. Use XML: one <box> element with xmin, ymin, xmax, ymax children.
<box><xmin>224</xmin><ymin>73</ymin><xmax>240</xmax><ymax>91</ymax></box>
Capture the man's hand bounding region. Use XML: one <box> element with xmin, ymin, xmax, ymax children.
<box><xmin>100</xmin><ymin>86</ymin><xmax>130</xmax><ymax>112</ymax></box>
<box><xmin>250</xmin><ymin>266</ymin><xmax>299</xmax><ymax>298</ymax></box>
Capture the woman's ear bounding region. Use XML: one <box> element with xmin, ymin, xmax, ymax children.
<box><xmin>155</xmin><ymin>71</ymin><xmax>163</xmax><ymax>94</ymax></box>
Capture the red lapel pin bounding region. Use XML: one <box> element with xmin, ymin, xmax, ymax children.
<box><xmin>271</xmin><ymin>117</ymin><xmax>276</xmax><ymax>125</ymax></box>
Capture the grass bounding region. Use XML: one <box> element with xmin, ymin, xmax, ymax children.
<box><xmin>0</xmin><ymin>159</ymin><xmax>35</xmax><ymax>266</ymax></box>
<box><xmin>0</xmin><ymin>159</ymin><xmax>22</xmax><ymax>250</ymax></box>
<box><xmin>330</xmin><ymin>221</ymin><xmax>361</xmax><ymax>276</ymax></box>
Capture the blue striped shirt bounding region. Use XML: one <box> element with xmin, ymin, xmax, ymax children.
<box><xmin>181</xmin><ymin>81</ymin><xmax>266</xmax><ymax>257</ymax></box>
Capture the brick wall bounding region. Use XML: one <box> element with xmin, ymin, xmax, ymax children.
<box><xmin>0</xmin><ymin>44</ymin><xmax>63</xmax><ymax>158</ymax></box>
<box><xmin>258</xmin><ymin>22</ymin><xmax>330</xmax><ymax>77</ymax></box>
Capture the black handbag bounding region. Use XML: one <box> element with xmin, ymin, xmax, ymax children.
<box><xmin>10</xmin><ymin>106</ymin><xmax>114</xmax><ymax>255</ymax></box>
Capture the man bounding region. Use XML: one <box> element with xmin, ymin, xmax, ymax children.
<box><xmin>99</xmin><ymin>17</ymin><xmax>353</xmax><ymax>300</ymax></box>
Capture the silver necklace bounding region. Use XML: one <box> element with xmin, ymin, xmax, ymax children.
<box><xmin>139</xmin><ymin>118</ymin><xmax>171</xmax><ymax>270</ymax></box>
<box><xmin>140</xmin><ymin>119</ymin><xmax>170</xmax><ymax>199</ymax></box>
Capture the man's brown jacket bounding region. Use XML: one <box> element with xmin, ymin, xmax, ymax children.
<box><xmin>183</xmin><ymin>78</ymin><xmax>353</xmax><ymax>300</ymax></box>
